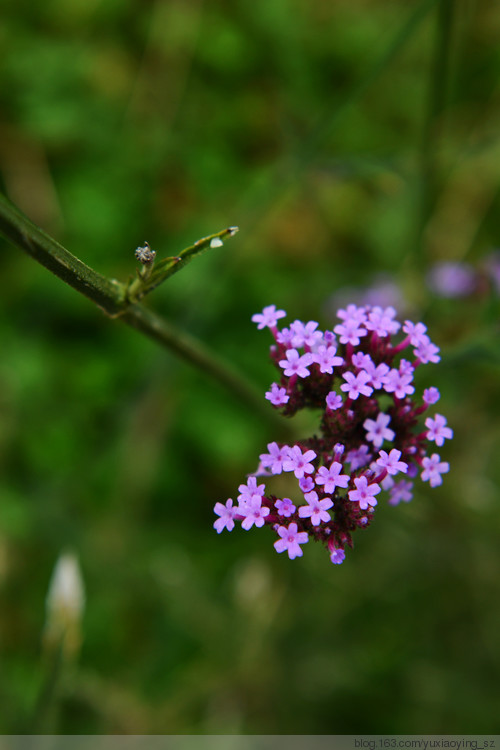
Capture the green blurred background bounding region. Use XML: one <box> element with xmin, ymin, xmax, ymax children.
<box><xmin>1</xmin><ymin>0</ymin><xmax>500</xmax><ymax>734</ymax></box>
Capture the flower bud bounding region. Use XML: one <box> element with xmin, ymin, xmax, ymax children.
<box><xmin>44</xmin><ymin>552</ymin><xmax>85</xmax><ymax>660</ymax></box>
<box><xmin>135</xmin><ymin>242</ymin><xmax>156</xmax><ymax>265</ymax></box>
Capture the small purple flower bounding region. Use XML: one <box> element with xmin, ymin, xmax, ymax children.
<box><xmin>340</xmin><ymin>370</ymin><xmax>373</xmax><ymax>400</ymax></box>
<box><xmin>388</xmin><ymin>480</ymin><xmax>414</xmax><ymax>505</ymax></box>
<box><xmin>279</xmin><ymin>349</ymin><xmax>314</xmax><ymax>378</ymax></box>
<box><xmin>383</xmin><ymin>367</ymin><xmax>415</xmax><ymax>399</ymax></box>
<box><xmin>290</xmin><ymin>320</ymin><xmax>323</xmax><ymax>349</ymax></box>
<box><xmin>237</xmin><ymin>476</ymin><xmax>266</xmax><ymax>504</ymax></box>
<box><xmin>259</xmin><ymin>442</ymin><xmax>290</xmax><ymax>474</ymax></box>
<box><xmin>275</xmin><ymin>497</ymin><xmax>296</xmax><ymax>517</ymax></box>
<box><xmin>352</xmin><ymin>352</ymin><xmax>372</xmax><ymax>369</ymax></box>
<box><xmin>252</xmin><ymin>304</ymin><xmax>286</xmax><ymax>329</ymax></box>
<box><xmin>299</xmin><ymin>476</ymin><xmax>315</xmax><ymax>493</ymax></box>
<box><xmin>315</xmin><ymin>461</ymin><xmax>349</xmax><ymax>493</ymax></box>
<box><xmin>213</xmin><ymin>499</ymin><xmax>238</xmax><ymax>533</ymax></box>
<box><xmin>326</xmin><ymin>391</ymin><xmax>343</xmax><ymax>410</ymax></box>
<box><xmin>337</xmin><ymin>304</ymin><xmax>368</xmax><ymax>324</ymax></box>
<box><xmin>334</xmin><ymin>443</ymin><xmax>345</xmax><ymax>460</ymax></box>
<box><xmin>380</xmin><ymin>474</ymin><xmax>395</xmax><ymax>491</ymax></box>
<box><xmin>365</xmin><ymin>306</ymin><xmax>401</xmax><ymax>337</ymax></box>
<box><xmin>425</xmin><ymin>414</ymin><xmax>453</xmax><ymax>447</ymax></box>
<box><xmin>334</xmin><ymin>319</ymin><xmax>368</xmax><ymax>346</ymax></box>
<box><xmin>364</xmin><ymin>361</ymin><xmax>390</xmax><ymax>390</ymax></box>
<box><xmin>414</xmin><ymin>337</ymin><xmax>440</xmax><ymax>364</ymax></box>
<box><xmin>421</xmin><ymin>453</ymin><xmax>449</xmax><ymax>487</ymax></box>
<box><xmin>274</xmin><ymin>522</ymin><xmax>309</xmax><ymax>559</ymax></box>
<box><xmin>313</xmin><ymin>345</ymin><xmax>344</xmax><ymax>374</ymax></box>
<box><xmin>399</xmin><ymin>358</ymin><xmax>413</xmax><ymax>375</ymax></box>
<box><xmin>282</xmin><ymin>446</ymin><xmax>317</xmax><ymax>478</ymax></box>
<box><xmin>376</xmin><ymin>448</ymin><xmax>408</xmax><ymax>476</ymax></box>
<box><xmin>265</xmin><ymin>383</ymin><xmax>289</xmax><ymax>406</ymax></box>
<box><xmin>346</xmin><ymin>444</ymin><xmax>371</xmax><ymax>470</ymax></box>
<box><xmin>348</xmin><ymin>476</ymin><xmax>381</xmax><ymax>510</ymax></box>
<box><xmin>276</xmin><ymin>327</ymin><xmax>294</xmax><ymax>346</ymax></box>
<box><xmin>330</xmin><ymin>548</ymin><xmax>346</xmax><ymax>565</ymax></box>
<box><xmin>427</xmin><ymin>261</ymin><xmax>477</xmax><ymax>298</ymax></box>
<box><xmin>423</xmin><ymin>387</ymin><xmax>440</xmax><ymax>405</ymax></box>
<box><xmin>241</xmin><ymin>502</ymin><xmax>270</xmax><ymax>530</ymax></box>
<box><xmin>298</xmin><ymin>491</ymin><xmax>333</xmax><ymax>526</ymax></box>
<box><xmin>363</xmin><ymin>412</ymin><xmax>395</xmax><ymax>449</ymax></box>
<box><xmin>402</xmin><ymin>320</ymin><xmax>428</xmax><ymax>347</ymax></box>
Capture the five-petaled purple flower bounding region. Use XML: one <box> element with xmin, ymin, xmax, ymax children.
<box><xmin>265</xmin><ymin>383</ymin><xmax>289</xmax><ymax>406</ymax></box>
<box><xmin>313</xmin><ymin>345</ymin><xmax>344</xmax><ymax>374</ymax></box>
<box><xmin>315</xmin><ymin>461</ymin><xmax>349</xmax><ymax>493</ymax></box>
<box><xmin>275</xmin><ymin>497</ymin><xmax>296</xmax><ymax>517</ymax></box>
<box><xmin>260</xmin><ymin>442</ymin><xmax>290</xmax><ymax>474</ymax></box>
<box><xmin>240</xmin><ymin>500</ymin><xmax>270</xmax><ymax>530</ymax></box>
<box><xmin>388</xmin><ymin>480</ymin><xmax>414</xmax><ymax>506</ymax></box>
<box><xmin>298</xmin><ymin>491</ymin><xmax>334</xmax><ymax>526</ymax></box>
<box><xmin>252</xmin><ymin>305</ymin><xmax>286</xmax><ymax>330</ymax></box>
<box><xmin>376</xmin><ymin>449</ymin><xmax>408</xmax><ymax>476</ymax></box>
<box><xmin>348</xmin><ymin>476</ymin><xmax>381</xmax><ymax>510</ymax></box>
<box><xmin>274</xmin><ymin>523</ymin><xmax>309</xmax><ymax>559</ymax></box>
<box><xmin>237</xmin><ymin>476</ymin><xmax>265</xmax><ymax>505</ymax></box>
<box><xmin>213</xmin><ymin>499</ymin><xmax>238</xmax><ymax>534</ymax></box>
<box><xmin>421</xmin><ymin>453</ymin><xmax>449</xmax><ymax>487</ymax></box>
<box><xmin>282</xmin><ymin>446</ymin><xmax>317</xmax><ymax>479</ymax></box>
<box><xmin>279</xmin><ymin>349</ymin><xmax>314</xmax><ymax>378</ymax></box>
<box><xmin>425</xmin><ymin>414</ymin><xmax>453</xmax><ymax>447</ymax></box>
<box><xmin>364</xmin><ymin>412</ymin><xmax>394</xmax><ymax>448</ymax></box>
<box><xmin>341</xmin><ymin>370</ymin><xmax>373</xmax><ymax>400</ymax></box>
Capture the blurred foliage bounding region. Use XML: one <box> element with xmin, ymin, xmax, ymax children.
<box><xmin>1</xmin><ymin>0</ymin><xmax>500</xmax><ymax>735</ymax></box>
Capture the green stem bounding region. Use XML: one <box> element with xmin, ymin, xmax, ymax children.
<box><xmin>0</xmin><ymin>191</ymin><xmax>287</xmax><ymax>431</ymax></box>
<box><xmin>121</xmin><ymin>303</ymin><xmax>276</xmax><ymax>423</ymax></box>
<box><xmin>413</xmin><ymin>0</ymin><xmax>456</xmax><ymax>258</ymax></box>
<box><xmin>26</xmin><ymin>638</ymin><xmax>65</xmax><ymax>734</ymax></box>
<box><xmin>0</xmin><ymin>191</ymin><xmax>126</xmax><ymax>314</ymax></box>
<box><xmin>307</xmin><ymin>0</ymin><xmax>441</xmax><ymax>160</ymax></box>
<box><xmin>234</xmin><ymin>0</ymin><xmax>440</xmax><ymax>224</ymax></box>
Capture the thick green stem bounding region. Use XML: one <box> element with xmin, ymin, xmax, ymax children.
<box><xmin>0</xmin><ymin>191</ymin><xmax>288</xmax><ymax>430</ymax></box>
<box><xmin>0</xmin><ymin>191</ymin><xmax>126</xmax><ymax>314</ymax></box>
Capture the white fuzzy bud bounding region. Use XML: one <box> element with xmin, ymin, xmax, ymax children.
<box><xmin>44</xmin><ymin>552</ymin><xmax>85</xmax><ymax>658</ymax></box>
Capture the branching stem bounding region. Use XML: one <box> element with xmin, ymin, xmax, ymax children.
<box><xmin>0</xmin><ymin>192</ymin><xmax>288</xmax><ymax>431</ymax></box>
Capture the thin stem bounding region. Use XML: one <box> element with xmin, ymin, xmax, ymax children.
<box><xmin>25</xmin><ymin>639</ymin><xmax>65</xmax><ymax>734</ymax></box>
<box><xmin>0</xmin><ymin>191</ymin><xmax>289</xmax><ymax>432</ymax></box>
<box><xmin>413</xmin><ymin>0</ymin><xmax>456</xmax><ymax>259</ymax></box>
<box><xmin>120</xmin><ymin>303</ymin><xmax>279</xmax><ymax>424</ymax></box>
<box><xmin>306</xmin><ymin>0</ymin><xmax>441</xmax><ymax>161</ymax></box>
<box><xmin>234</xmin><ymin>0</ymin><xmax>440</xmax><ymax>227</ymax></box>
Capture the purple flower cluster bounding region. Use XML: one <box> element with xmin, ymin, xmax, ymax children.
<box><xmin>214</xmin><ymin>304</ymin><xmax>452</xmax><ymax>565</ymax></box>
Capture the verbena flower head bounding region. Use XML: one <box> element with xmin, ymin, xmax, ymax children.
<box><xmin>214</xmin><ymin>303</ymin><xmax>452</xmax><ymax>566</ymax></box>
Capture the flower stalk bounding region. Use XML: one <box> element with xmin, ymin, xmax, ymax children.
<box><xmin>0</xmin><ymin>191</ymin><xmax>285</xmax><ymax>429</ymax></box>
